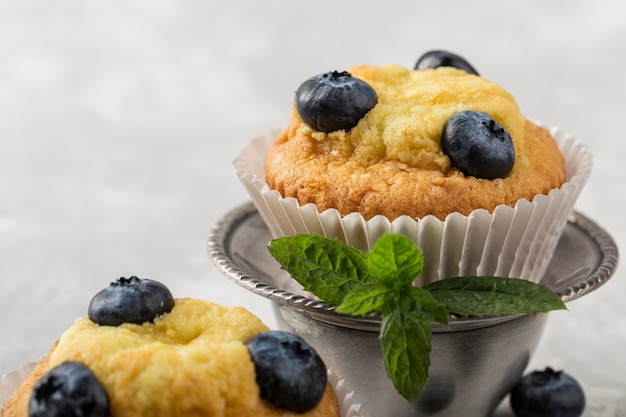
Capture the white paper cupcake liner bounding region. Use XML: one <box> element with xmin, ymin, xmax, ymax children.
<box><xmin>0</xmin><ymin>360</ymin><xmax>38</xmax><ymax>407</ymax></box>
<box><xmin>328</xmin><ymin>368</ymin><xmax>364</xmax><ymax>417</ymax></box>
<box><xmin>235</xmin><ymin>124</ymin><xmax>592</xmax><ymax>284</ymax></box>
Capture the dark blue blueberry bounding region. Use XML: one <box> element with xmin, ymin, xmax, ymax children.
<box><xmin>28</xmin><ymin>361</ymin><xmax>109</xmax><ymax>417</ymax></box>
<box><xmin>510</xmin><ymin>367</ymin><xmax>585</xmax><ymax>417</ymax></box>
<box><xmin>414</xmin><ymin>50</ymin><xmax>479</xmax><ymax>75</ymax></box>
<box><xmin>246</xmin><ymin>331</ymin><xmax>327</xmax><ymax>413</ymax></box>
<box><xmin>295</xmin><ymin>70</ymin><xmax>378</xmax><ymax>133</ymax></box>
<box><xmin>441</xmin><ymin>110</ymin><xmax>515</xmax><ymax>179</ymax></box>
<box><xmin>88</xmin><ymin>276</ymin><xmax>174</xmax><ymax>326</ymax></box>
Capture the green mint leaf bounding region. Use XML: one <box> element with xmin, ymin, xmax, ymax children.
<box><xmin>380</xmin><ymin>288</ymin><xmax>449</xmax><ymax>404</ymax></box>
<box><xmin>367</xmin><ymin>234</ymin><xmax>424</xmax><ymax>286</ymax></box>
<box><xmin>389</xmin><ymin>286</ymin><xmax>449</xmax><ymax>326</ymax></box>
<box><xmin>268</xmin><ymin>234</ymin><xmax>370</xmax><ymax>305</ymax></box>
<box><xmin>380</xmin><ymin>306</ymin><xmax>432</xmax><ymax>405</ymax></box>
<box><xmin>423</xmin><ymin>276</ymin><xmax>567</xmax><ymax>317</ymax></box>
<box><xmin>336</xmin><ymin>282</ymin><xmax>391</xmax><ymax>316</ymax></box>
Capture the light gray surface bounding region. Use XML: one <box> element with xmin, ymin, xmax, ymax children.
<box><xmin>1</xmin><ymin>1</ymin><xmax>625</xmax><ymax>415</ymax></box>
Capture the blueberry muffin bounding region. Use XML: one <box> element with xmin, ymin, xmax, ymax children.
<box><xmin>1</xmin><ymin>277</ymin><xmax>339</xmax><ymax>417</ymax></box>
<box><xmin>265</xmin><ymin>51</ymin><xmax>566</xmax><ymax>221</ymax></box>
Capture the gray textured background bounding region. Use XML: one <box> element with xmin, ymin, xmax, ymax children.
<box><xmin>1</xmin><ymin>1</ymin><xmax>625</xmax><ymax>414</ymax></box>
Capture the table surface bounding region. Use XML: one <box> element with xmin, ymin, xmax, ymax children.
<box><xmin>2</xmin><ymin>1</ymin><xmax>625</xmax><ymax>415</ymax></box>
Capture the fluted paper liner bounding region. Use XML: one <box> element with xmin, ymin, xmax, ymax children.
<box><xmin>328</xmin><ymin>368</ymin><xmax>364</xmax><ymax>417</ymax></box>
<box><xmin>1</xmin><ymin>362</ymin><xmax>36</xmax><ymax>406</ymax></box>
<box><xmin>235</xmin><ymin>125</ymin><xmax>592</xmax><ymax>284</ymax></box>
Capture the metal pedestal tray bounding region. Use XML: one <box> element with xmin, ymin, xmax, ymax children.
<box><xmin>208</xmin><ymin>201</ymin><xmax>619</xmax><ymax>417</ymax></box>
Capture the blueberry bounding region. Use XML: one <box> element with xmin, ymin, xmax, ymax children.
<box><xmin>29</xmin><ymin>361</ymin><xmax>109</xmax><ymax>417</ymax></box>
<box><xmin>295</xmin><ymin>70</ymin><xmax>378</xmax><ymax>133</ymax></box>
<box><xmin>414</xmin><ymin>50</ymin><xmax>479</xmax><ymax>75</ymax></box>
<box><xmin>246</xmin><ymin>331</ymin><xmax>327</xmax><ymax>413</ymax></box>
<box><xmin>88</xmin><ymin>276</ymin><xmax>174</xmax><ymax>326</ymax></box>
<box><xmin>441</xmin><ymin>110</ymin><xmax>515</xmax><ymax>179</ymax></box>
<box><xmin>510</xmin><ymin>367</ymin><xmax>585</xmax><ymax>417</ymax></box>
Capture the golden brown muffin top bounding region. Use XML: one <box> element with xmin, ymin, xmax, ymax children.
<box><xmin>2</xmin><ymin>299</ymin><xmax>339</xmax><ymax>417</ymax></box>
<box><xmin>293</xmin><ymin>64</ymin><xmax>525</xmax><ymax>173</ymax></box>
<box><xmin>266</xmin><ymin>64</ymin><xmax>565</xmax><ymax>220</ymax></box>
<box><xmin>48</xmin><ymin>299</ymin><xmax>331</xmax><ymax>417</ymax></box>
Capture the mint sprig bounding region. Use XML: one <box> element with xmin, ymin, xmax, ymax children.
<box><xmin>268</xmin><ymin>233</ymin><xmax>566</xmax><ymax>405</ymax></box>
<box><xmin>267</xmin><ymin>233</ymin><xmax>370</xmax><ymax>305</ymax></box>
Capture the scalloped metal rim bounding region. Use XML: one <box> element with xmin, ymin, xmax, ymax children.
<box><xmin>208</xmin><ymin>201</ymin><xmax>619</xmax><ymax>329</ymax></box>
<box><xmin>558</xmin><ymin>212</ymin><xmax>619</xmax><ymax>303</ymax></box>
